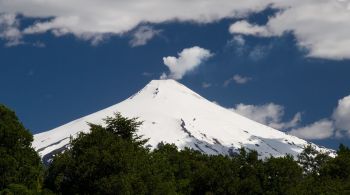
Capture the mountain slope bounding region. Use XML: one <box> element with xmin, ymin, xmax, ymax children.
<box><xmin>33</xmin><ymin>79</ymin><xmax>333</xmax><ymax>163</ymax></box>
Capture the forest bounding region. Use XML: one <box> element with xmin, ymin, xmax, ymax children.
<box><xmin>1</xmin><ymin>104</ymin><xmax>350</xmax><ymax>194</ymax></box>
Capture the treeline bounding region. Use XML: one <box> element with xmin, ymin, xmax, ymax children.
<box><xmin>1</xmin><ymin>104</ymin><xmax>350</xmax><ymax>194</ymax></box>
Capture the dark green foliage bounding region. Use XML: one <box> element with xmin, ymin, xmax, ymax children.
<box><xmin>316</xmin><ymin>144</ymin><xmax>350</xmax><ymax>194</ymax></box>
<box><xmin>45</xmin><ymin>113</ymin><xmax>173</xmax><ymax>194</ymax></box>
<box><xmin>294</xmin><ymin>144</ymin><xmax>350</xmax><ymax>195</ymax></box>
<box><xmin>298</xmin><ymin>144</ymin><xmax>331</xmax><ymax>175</ymax></box>
<box><xmin>236</xmin><ymin>148</ymin><xmax>264</xmax><ymax>195</ymax></box>
<box><xmin>263</xmin><ymin>155</ymin><xmax>302</xmax><ymax>194</ymax></box>
<box><xmin>0</xmin><ymin>104</ymin><xmax>43</xmax><ymax>192</ymax></box>
<box><xmin>320</xmin><ymin>144</ymin><xmax>350</xmax><ymax>180</ymax></box>
<box><xmin>103</xmin><ymin>113</ymin><xmax>147</xmax><ymax>145</ymax></box>
<box><xmin>2</xmin><ymin>105</ymin><xmax>350</xmax><ymax>194</ymax></box>
<box><xmin>153</xmin><ymin>143</ymin><xmax>242</xmax><ymax>194</ymax></box>
<box><xmin>43</xmin><ymin>112</ymin><xmax>350</xmax><ymax>194</ymax></box>
<box><xmin>154</xmin><ymin>144</ymin><xmax>232</xmax><ymax>194</ymax></box>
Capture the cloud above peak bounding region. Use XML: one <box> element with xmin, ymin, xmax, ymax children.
<box><xmin>161</xmin><ymin>46</ymin><xmax>213</xmax><ymax>80</ymax></box>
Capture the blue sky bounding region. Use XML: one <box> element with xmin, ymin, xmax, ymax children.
<box><xmin>1</xmin><ymin>1</ymin><xmax>350</xmax><ymax>149</ymax></box>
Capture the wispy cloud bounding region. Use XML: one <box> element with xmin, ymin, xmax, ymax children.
<box><xmin>32</xmin><ymin>41</ymin><xmax>46</xmax><ymax>48</ymax></box>
<box><xmin>0</xmin><ymin>13</ymin><xmax>23</xmax><ymax>46</ymax></box>
<box><xmin>201</xmin><ymin>82</ymin><xmax>212</xmax><ymax>88</ymax></box>
<box><xmin>142</xmin><ymin>72</ymin><xmax>154</xmax><ymax>77</ymax></box>
<box><xmin>248</xmin><ymin>45</ymin><xmax>271</xmax><ymax>61</ymax></box>
<box><xmin>226</xmin><ymin>35</ymin><xmax>247</xmax><ymax>56</ymax></box>
<box><xmin>224</xmin><ymin>74</ymin><xmax>252</xmax><ymax>87</ymax></box>
<box><xmin>129</xmin><ymin>26</ymin><xmax>161</xmax><ymax>47</ymax></box>
<box><xmin>227</xmin><ymin>35</ymin><xmax>245</xmax><ymax>46</ymax></box>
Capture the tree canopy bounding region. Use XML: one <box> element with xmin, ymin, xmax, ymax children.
<box><xmin>1</xmin><ymin>106</ymin><xmax>350</xmax><ymax>194</ymax></box>
<box><xmin>0</xmin><ymin>104</ymin><xmax>44</xmax><ymax>194</ymax></box>
<box><xmin>43</xmin><ymin>113</ymin><xmax>350</xmax><ymax>194</ymax></box>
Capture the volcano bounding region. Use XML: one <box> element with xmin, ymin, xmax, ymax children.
<box><xmin>33</xmin><ymin>79</ymin><xmax>333</xmax><ymax>163</ymax></box>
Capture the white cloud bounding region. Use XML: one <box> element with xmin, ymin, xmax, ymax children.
<box><xmin>0</xmin><ymin>13</ymin><xmax>23</xmax><ymax>46</ymax></box>
<box><xmin>287</xmin><ymin>94</ymin><xmax>350</xmax><ymax>140</ymax></box>
<box><xmin>229</xmin><ymin>1</ymin><xmax>350</xmax><ymax>60</ymax></box>
<box><xmin>230</xmin><ymin>94</ymin><xmax>350</xmax><ymax>140</ymax></box>
<box><xmin>332</xmin><ymin>95</ymin><xmax>350</xmax><ymax>136</ymax></box>
<box><xmin>224</xmin><ymin>74</ymin><xmax>252</xmax><ymax>86</ymax></box>
<box><xmin>2</xmin><ymin>1</ymin><xmax>350</xmax><ymax>57</ymax></box>
<box><xmin>230</xmin><ymin>103</ymin><xmax>301</xmax><ymax>130</ymax></box>
<box><xmin>229</xmin><ymin>20</ymin><xmax>271</xmax><ymax>37</ymax></box>
<box><xmin>129</xmin><ymin>26</ymin><xmax>161</xmax><ymax>47</ymax></box>
<box><xmin>289</xmin><ymin>119</ymin><xmax>335</xmax><ymax>140</ymax></box>
<box><xmin>161</xmin><ymin>46</ymin><xmax>213</xmax><ymax>80</ymax></box>
<box><xmin>0</xmin><ymin>0</ymin><xmax>272</xmax><ymax>44</ymax></box>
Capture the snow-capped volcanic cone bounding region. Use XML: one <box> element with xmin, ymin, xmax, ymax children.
<box><xmin>33</xmin><ymin>80</ymin><xmax>333</xmax><ymax>163</ymax></box>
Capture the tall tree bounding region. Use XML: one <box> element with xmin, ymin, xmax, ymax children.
<box><xmin>263</xmin><ymin>155</ymin><xmax>302</xmax><ymax>194</ymax></box>
<box><xmin>298</xmin><ymin>144</ymin><xmax>330</xmax><ymax>175</ymax></box>
<box><xmin>0</xmin><ymin>104</ymin><xmax>43</xmax><ymax>192</ymax></box>
<box><xmin>45</xmin><ymin>113</ymin><xmax>172</xmax><ymax>194</ymax></box>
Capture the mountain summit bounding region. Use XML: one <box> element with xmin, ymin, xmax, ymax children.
<box><xmin>33</xmin><ymin>80</ymin><xmax>332</xmax><ymax>163</ymax></box>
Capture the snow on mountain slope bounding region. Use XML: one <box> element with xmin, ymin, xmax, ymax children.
<box><xmin>33</xmin><ymin>79</ymin><xmax>333</xmax><ymax>163</ymax></box>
